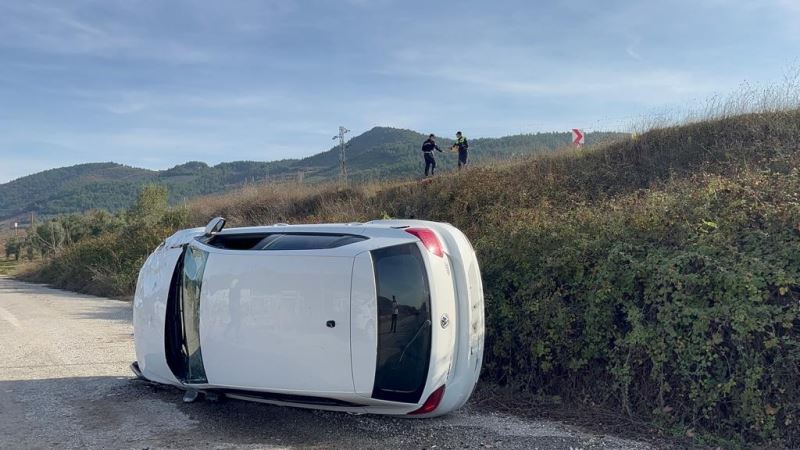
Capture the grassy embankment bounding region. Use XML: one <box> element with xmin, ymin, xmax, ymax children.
<box><xmin>0</xmin><ymin>259</ymin><xmax>19</xmax><ymax>276</ymax></box>
<box><xmin>0</xmin><ymin>232</ymin><xmax>25</xmax><ymax>276</ymax></box>
<box><xmin>21</xmin><ymin>108</ymin><xmax>800</xmax><ymax>447</ymax></box>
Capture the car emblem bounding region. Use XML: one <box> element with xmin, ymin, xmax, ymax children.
<box><xmin>440</xmin><ymin>314</ymin><xmax>449</xmax><ymax>329</ymax></box>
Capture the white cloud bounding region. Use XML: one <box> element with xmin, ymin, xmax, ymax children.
<box><xmin>625</xmin><ymin>36</ymin><xmax>643</xmax><ymax>61</ymax></box>
<box><xmin>64</xmin><ymin>87</ymin><xmax>308</xmax><ymax>117</ymax></box>
<box><xmin>774</xmin><ymin>0</ymin><xmax>800</xmax><ymax>38</ymax></box>
<box><xmin>0</xmin><ymin>2</ymin><xmax>211</xmax><ymax>63</ymax></box>
<box><xmin>342</xmin><ymin>0</ymin><xmax>395</xmax><ymax>7</ymax></box>
<box><xmin>383</xmin><ymin>55</ymin><xmax>732</xmax><ymax>106</ymax></box>
<box><xmin>774</xmin><ymin>0</ymin><xmax>800</xmax><ymax>12</ymax></box>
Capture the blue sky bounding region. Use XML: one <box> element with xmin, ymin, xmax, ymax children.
<box><xmin>0</xmin><ymin>0</ymin><xmax>797</xmax><ymax>183</ymax></box>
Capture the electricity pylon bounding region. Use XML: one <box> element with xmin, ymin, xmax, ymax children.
<box><xmin>332</xmin><ymin>126</ymin><xmax>350</xmax><ymax>187</ymax></box>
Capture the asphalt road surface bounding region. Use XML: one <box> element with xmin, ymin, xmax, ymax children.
<box><xmin>0</xmin><ymin>277</ymin><xmax>654</xmax><ymax>450</ymax></box>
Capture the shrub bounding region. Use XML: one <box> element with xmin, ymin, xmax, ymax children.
<box><xmin>22</xmin><ymin>185</ymin><xmax>189</xmax><ymax>297</ymax></box>
<box><xmin>475</xmin><ymin>169</ymin><xmax>800</xmax><ymax>446</ymax></box>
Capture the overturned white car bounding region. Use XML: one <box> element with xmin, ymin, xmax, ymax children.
<box><xmin>132</xmin><ymin>219</ymin><xmax>484</xmax><ymax>417</ymax></box>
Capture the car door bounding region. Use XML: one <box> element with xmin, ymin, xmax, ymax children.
<box><xmin>195</xmin><ymin>245</ymin><xmax>355</xmax><ymax>394</ymax></box>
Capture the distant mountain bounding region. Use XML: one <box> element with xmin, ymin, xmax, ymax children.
<box><xmin>0</xmin><ymin>127</ymin><xmax>622</xmax><ymax>220</ymax></box>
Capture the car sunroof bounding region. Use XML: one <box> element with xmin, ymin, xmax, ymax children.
<box><xmin>200</xmin><ymin>233</ymin><xmax>367</xmax><ymax>250</ymax></box>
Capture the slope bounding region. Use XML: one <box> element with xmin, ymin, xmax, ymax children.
<box><xmin>0</xmin><ymin>128</ymin><xmax>621</xmax><ymax>220</ymax></box>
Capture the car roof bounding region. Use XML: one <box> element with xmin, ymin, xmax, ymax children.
<box><xmin>215</xmin><ymin>219</ymin><xmax>453</xmax><ymax>234</ymax></box>
<box><xmin>169</xmin><ymin>220</ymin><xmax>455</xmax><ymax>258</ymax></box>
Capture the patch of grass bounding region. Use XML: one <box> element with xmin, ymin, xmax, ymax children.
<box><xmin>0</xmin><ymin>258</ymin><xmax>19</xmax><ymax>276</ymax></box>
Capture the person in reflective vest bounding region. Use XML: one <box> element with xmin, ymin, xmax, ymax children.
<box><xmin>454</xmin><ymin>131</ymin><xmax>469</xmax><ymax>170</ymax></box>
<box><xmin>421</xmin><ymin>133</ymin><xmax>443</xmax><ymax>176</ymax></box>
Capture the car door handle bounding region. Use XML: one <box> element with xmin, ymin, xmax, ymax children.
<box><xmin>326</xmin><ymin>320</ymin><xmax>336</xmax><ymax>328</ymax></box>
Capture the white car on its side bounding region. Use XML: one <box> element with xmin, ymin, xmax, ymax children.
<box><xmin>131</xmin><ymin>218</ymin><xmax>485</xmax><ymax>417</ymax></box>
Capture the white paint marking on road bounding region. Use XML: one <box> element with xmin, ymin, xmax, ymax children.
<box><xmin>0</xmin><ymin>305</ymin><xmax>22</xmax><ymax>329</ymax></box>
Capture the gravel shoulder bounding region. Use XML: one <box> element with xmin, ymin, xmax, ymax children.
<box><xmin>0</xmin><ymin>277</ymin><xmax>655</xmax><ymax>449</ymax></box>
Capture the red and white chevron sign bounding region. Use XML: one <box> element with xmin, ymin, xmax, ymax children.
<box><xmin>571</xmin><ymin>129</ymin><xmax>585</xmax><ymax>147</ymax></box>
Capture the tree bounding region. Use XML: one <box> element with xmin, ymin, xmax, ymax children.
<box><xmin>4</xmin><ymin>239</ymin><xmax>19</xmax><ymax>261</ymax></box>
<box><xmin>128</xmin><ymin>184</ymin><xmax>169</xmax><ymax>225</ymax></box>
<box><xmin>34</xmin><ymin>220</ymin><xmax>66</xmax><ymax>256</ymax></box>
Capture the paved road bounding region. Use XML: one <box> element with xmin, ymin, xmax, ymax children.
<box><xmin>0</xmin><ymin>277</ymin><xmax>654</xmax><ymax>449</ymax></box>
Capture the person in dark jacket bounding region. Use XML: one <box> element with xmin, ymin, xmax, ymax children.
<box><xmin>454</xmin><ymin>131</ymin><xmax>469</xmax><ymax>170</ymax></box>
<box><xmin>421</xmin><ymin>133</ymin><xmax>443</xmax><ymax>176</ymax></box>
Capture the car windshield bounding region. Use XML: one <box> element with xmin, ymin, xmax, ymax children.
<box><xmin>165</xmin><ymin>245</ymin><xmax>209</xmax><ymax>384</ymax></box>
<box><xmin>371</xmin><ymin>243</ymin><xmax>432</xmax><ymax>403</ymax></box>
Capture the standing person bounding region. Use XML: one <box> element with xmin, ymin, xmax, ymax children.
<box><xmin>421</xmin><ymin>133</ymin><xmax>442</xmax><ymax>176</ymax></box>
<box><xmin>454</xmin><ymin>131</ymin><xmax>469</xmax><ymax>170</ymax></box>
<box><xmin>391</xmin><ymin>296</ymin><xmax>399</xmax><ymax>333</ymax></box>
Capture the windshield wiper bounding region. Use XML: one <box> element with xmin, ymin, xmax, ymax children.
<box><xmin>398</xmin><ymin>319</ymin><xmax>431</xmax><ymax>364</ymax></box>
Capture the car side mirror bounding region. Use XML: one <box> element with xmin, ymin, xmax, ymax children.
<box><xmin>204</xmin><ymin>217</ymin><xmax>226</xmax><ymax>236</ymax></box>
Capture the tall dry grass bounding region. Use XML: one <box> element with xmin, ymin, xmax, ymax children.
<box><xmin>188</xmin><ymin>179</ymin><xmax>397</xmax><ymax>227</ymax></box>
<box><xmin>191</xmin><ymin>107</ymin><xmax>800</xmax><ymax>242</ymax></box>
<box><xmin>630</xmin><ymin>66</ymin><xmax>800</xmax><ymax>134</ymax></box>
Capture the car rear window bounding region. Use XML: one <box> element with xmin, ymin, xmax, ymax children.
<box><xmin>371</xmin><ymin>243</ymin><xmax>432</xmax><ymax>404</ymax></box>
<box><xmin>202</xmin><ymin>233</ymin><xmax>367</xmax><ymax>250</ymax></box>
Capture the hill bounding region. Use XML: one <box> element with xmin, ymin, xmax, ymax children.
<box><xmin>0</xmin><ymin>163</ymin><xmax>153</xmax><ymax>220</ymax></box>
<box><xmin>19</xmin><ymin>108</ymin><xmax>800</xmax><ymax>447</ymax></box>
<box><xmin>0</xmin><ymin>128</ymin><xmax>621</xmax><ymax>220</ymax></box>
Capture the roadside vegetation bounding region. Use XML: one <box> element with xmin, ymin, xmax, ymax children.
<box><xmin>15</xmin><ymin>186</ymin><xmax>187</xmax><ymax>297</ymax></box>
<box><xmin>0</xmin><ymin>259</ymin><xmax>19</xmax><ymax>276</ymax></box>
<box><xmin>18</xmin><ymin>101</ymin><xmax>800</xmax><ymax>446</ymax></box>
<box><xmin>0</xmin><ymin>130</ymin><xmax>622</xmax><ymax>219</ymax></box>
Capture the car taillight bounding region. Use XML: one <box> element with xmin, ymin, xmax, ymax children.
<box><xmin>405</xmin><ymin>228</ymin><xmax>443</xmax><ymax>257</ymax></box>
<box><xmin>408</xmin><ymin>385</ymin><xmax>446</xmax><ymax>415</ymax></box>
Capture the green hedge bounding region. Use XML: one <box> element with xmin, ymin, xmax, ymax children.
<box><xmin>475</xmin><ymin>169</ymin><xmax>800</xmax><ymax>446</ymax></box>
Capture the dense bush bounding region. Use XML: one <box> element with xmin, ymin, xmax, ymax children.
<box><xmin>475</xmin><ymin>169</ymin><xmax>800</xmax><ymax>446</ymax></box>
<box><xmin>23</xmin><ymin>185</ymin><xmax>189</xmax><ymax>297</ymax></box>
<box><xmin>4</xmin><ymin>238</ymin><xmax>21</xmax><ymax>260</ymax></box>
